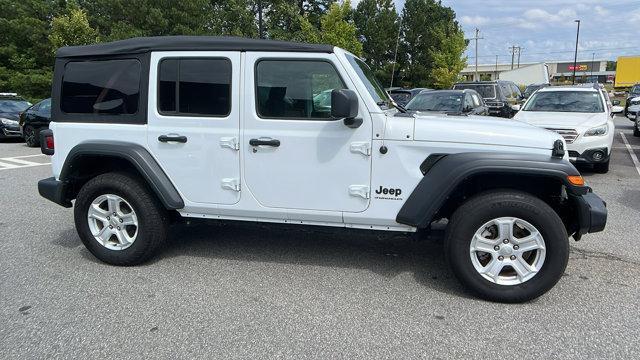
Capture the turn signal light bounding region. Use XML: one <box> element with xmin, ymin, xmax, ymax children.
<box><xmin>567</xmin><ymin>175</ymin><xmax>585</xmax><ymax>186</ymax></box>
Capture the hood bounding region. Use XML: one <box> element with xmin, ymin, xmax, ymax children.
<box><xmin>413</xmin><ymin>114</ymin><xmax>561</xmax><ymax>150</ymax></box>
<box><xmin>513</xmin><ymin>111</ymin><xmax>605</xmax><ymax>129</ymax></box>
<box><xmin>0</xmin><ymin>112</ymin><xmax>19</xmax><ymax>121</ymax></box>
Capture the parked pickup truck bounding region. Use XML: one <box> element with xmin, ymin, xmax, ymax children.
<box><xmin>38</xmin><ymin>36</ymin><xmax>606</xmax><ymax>303</ymax></box>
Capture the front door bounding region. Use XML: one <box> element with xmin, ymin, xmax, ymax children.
<box><xmin>147</xmin><ymin>52</ymin><xmax>241</xmax><ymax>205</ymax></box>
<box><xmin>242</xmin><ymin>53</ymin><xmax>372</xmax><ymax>213</ymax></box>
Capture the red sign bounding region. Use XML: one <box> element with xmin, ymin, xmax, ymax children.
<box><xmin>569</xmin><ymin>64</ymin><xmax>588</xmax><ymax>71</ymax></box>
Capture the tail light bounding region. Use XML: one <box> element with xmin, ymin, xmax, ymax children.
<box><xmin>40</xmin><ymin>129</ymin><xmax>54</xmax><ymax>155</ymax></box>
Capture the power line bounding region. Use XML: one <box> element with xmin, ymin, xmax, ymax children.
<box><xmin>467</xmin><ymin>46</ymin><xmax>639</xmax><ymax>60</ymax></box>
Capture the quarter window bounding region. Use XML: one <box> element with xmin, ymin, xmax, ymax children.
<box><xmin>61</xmin><ymin>59</ymin><xmax>141</xmax><ymax>114</ymax></box>
<box><xmin>158</xmin><ymin>58</ymin><xmax>231</xmax><ymax>116</ymax></box>
<box><xmin>256</xmin><ymin>60</ymin><xmax>346</xmax><ymax>119</ymax></box>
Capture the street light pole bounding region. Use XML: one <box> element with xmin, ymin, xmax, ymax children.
<box><xmin>572</xmin><ymin>19</ymin><xmax>580</xmax><ymax>85</ymax></box>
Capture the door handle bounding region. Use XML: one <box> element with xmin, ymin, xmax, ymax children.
<box><xmin>158</xmin><ymin>134</ymin><xmax>188</xmax><ymax>143</ymax></box>
<box><xmin>249</xmin><ymin>138</ymin><xmax>280</xmax><ymax>147</ymax></box>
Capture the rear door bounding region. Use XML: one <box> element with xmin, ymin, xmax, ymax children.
<box><xmin>147</xmin><ymin>52</ymin><xmax>241</xmax><ymax>205</ymax></box>
<box><xmin>242</xmin><ymin>52</ymin><xmax>372</xmax><ymax>213</ymax></box>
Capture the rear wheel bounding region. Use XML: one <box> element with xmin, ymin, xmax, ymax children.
<box><xmin>74</xmin><ymin>172</ymin><xmax>169</xmax><ymax>265</ymax></box>
<box><xmin>23</xmin><ymin>125</ymin><xmax>39</xmax><ymax>147</ymax></box>
<box><xmin>445</xmin><ymin>190</ymin><xmax>569</xmax><ymax>303</ymax></box>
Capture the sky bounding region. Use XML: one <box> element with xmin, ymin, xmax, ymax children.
<box><xmin>351</xmin><ymin>0</ymin><xmax>640</xmax><ymax>65</ymax></box>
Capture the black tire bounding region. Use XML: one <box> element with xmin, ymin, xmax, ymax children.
<box><xmin>634</xmin><ymin>119</ymin><xmax>640</xmax><ymax>137</ymax></box>
<box><xmin>23</xmin><ymin>125</ymin><xmax>39</xmax><ymax>147</ymax></box>
<box><xmin>444</xmin><ymin>190</ymin><xmax>569</xmax><ymax>303</ymax></box>
<box><xmin>593</xmin><ymin>160</ymin><xmax>610</xmax><ymax>173</ymax></box>
<box><xmin>74</xmin><ymin>172</ymin><xmax>169</xmax><ymax>265</ymax></box>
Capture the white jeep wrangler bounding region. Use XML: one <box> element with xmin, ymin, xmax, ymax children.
<box><xmin>38</xmin><ymin>36</ymin><xmax>607</xmax><ymax>302</ymax></box>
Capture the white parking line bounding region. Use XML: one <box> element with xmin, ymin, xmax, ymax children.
<box><xmin>620</xmin><ymin>132</ymin><xmax>640</xmax><ymax>177</ymax></box>
<box><xmin>0</xmin><ymin>155</ymin><xmax>50</xmax><ymax>171</ymax></box>
<box><xmin>1</xmin><ymin>158</ymin><xmax>41</xmax><ymax>166</ymax></box>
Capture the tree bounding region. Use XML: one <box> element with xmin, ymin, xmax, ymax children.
<box><xmin>297</xmin><ymin>0</ymin><xmax>362</xmax><ymax>56</ymax></box>
<box><xmin>49</xmin><ymin>7</ymin><xmax>99</xmax><ymax>50</ymax></box>
<box><xmin>0</xmin><ymin>0</ymin><xmax>63</xmax><ymax>101</ymax></box>
<box><xmin>400</xmin><ymin>0</ymin><xmax>467</xmax><ymax>88</ymax></box>
<box><xmin>354</xmin><ymin>0</ymin><xmax>400</xmax><ymax>87</ymax></box>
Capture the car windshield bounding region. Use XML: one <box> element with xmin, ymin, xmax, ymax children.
<box><xmin>524</xmin><ymin>85</ymin><xmax>543</xmax><ymax>98</ymax></box>
<box><xmin>453</xmin><ymin>84</ymin><xmax>496</xmax><ymax>99</ymax></box>
<box><xmin>631</xmin><ymin>85</ymin><xmax>640</xmax><ymax>95</ymax></box>
<box><xmin>0</xmin><ymin>99</ymin><xmax>31</xmax><ymax>113</ymax></box>
<box><xmin>523</xmin><ymin>91</ymin><xmax>604</xmax><ymax>113</ymax></box>
<box><xmin>406</xmin><ymin>92</ymin><xmax>463</xmax><ymax>112</ymax></box>
<box><xmin>345</xmin><ymin>54</ymin><xmax>392</xmax><ymax>109</ymax></box>
<box><xmin>390</xmin><ymin>92</ymin><xmax>412</xmax><ymax>105</ymax></box>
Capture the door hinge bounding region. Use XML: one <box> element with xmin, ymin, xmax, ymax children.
<box><xmin>221</xmin><ymin>178</ymin><xmax>241</xmax><ymax>191</ymax></box>
<box><xmin>350</xmin><ymin>142</ymin><xmax>371</xmax><ymax>156</ymax></box>
<box><xmin>348</xmin><ymin>185</ymin><xmax>370</xmax><ymax>199</ymax></box>
<box><xmin>220</xmin><ymin>137</ymin><xmax>239</xmax><ymax>150</ymax></box>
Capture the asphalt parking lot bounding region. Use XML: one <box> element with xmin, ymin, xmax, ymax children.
<box><xmin>1</xmin><ymin>116</ymin><xmax>639</xmax><ymax>359</ymax></box>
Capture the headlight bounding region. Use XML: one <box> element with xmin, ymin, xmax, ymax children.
<box><xmin>584</xmin><ymin>124</ymin><xmax>608</xmax><ymax>137</ymax></box>
<box><xmin>0</xmin><ymin>118</ymin><xmax>18</xmax><ymax>126</ymax></box>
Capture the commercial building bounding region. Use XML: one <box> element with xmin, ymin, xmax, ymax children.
<box><xmin>460</xmin><ymin>59</ymin><xmax>614</xmax><ymax>84</ymax></box>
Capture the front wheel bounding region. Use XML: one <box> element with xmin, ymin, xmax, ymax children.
<box><xmin>593</xmin><ymin>160</ymin><xmax>610</xmax><ymax>173</ymax></box>
<box><xmin>444</xmin><ymin>190</ymin><xmax>569</xmax><ymax>303</ymax></box>
<box><xmin>634</xmin><ymin>119</ymin><xmax>640</xmax><ymax>137</ymax></box>
<box><xmin>74</xmin><ymin>172</ymin><xmax>169</xmax><ymax>265</ymax></box>
<box><xmin>23</xmin><ymin>126</ymin><xmax>39</xmax><ymax>147</ymax></box>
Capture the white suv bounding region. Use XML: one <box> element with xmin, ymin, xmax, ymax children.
<box><xmin>37</xmin><ymin>36</ymin><xmax>607</xmax><ymax>302</ymax></box>
<box><xmin>514</xmin><ymin>86</ymin><xmax>622</xmax><ymax>173</ymax></box>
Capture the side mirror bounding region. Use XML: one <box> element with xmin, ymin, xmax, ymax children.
<box><xmin>331</xmin><ymin>89</ymin><xmax>358</xmax><ymax>119</ymax></box>
<box><xmin>611</xmin><ymin>105</ymin><xmax>624</xmax><ymax>114</ymax></box>
<box><xmin>331</xmin><ymin>89</ymin><xmax>361</xmax><ymax>128</ymax></box>
<box><xmin>612</xmin><ymin>99</ymin><xmax>621</xmax><ymax>106</ymax></box>
<box><xmin>512</xmin><ymin>104</ymin><xmax>521</xmax><ymax>111</ymax></box>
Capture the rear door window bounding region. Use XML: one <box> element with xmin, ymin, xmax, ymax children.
<box><xmin>158</xmin><ymin>58</ymin><xmax>232</xmax><ymax>116</ymax></box>
<box><xmin>61</xmin><ymin>59</ymin><xmax>141</xmax><ymax>114</ymax></box>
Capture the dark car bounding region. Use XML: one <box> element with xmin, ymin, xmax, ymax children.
<box><xmin>0</xmin><ymin>93</ymin><xmax>31</xmax><ymax>140</ymax></box>
<box><xmin>452</xmin><ymin>80</ymin><xmax>522</xmax><ymax>118</ymax></box>
<box><xmin>19</xmin><ymin>98</ymin><xmax>51</xmax><ymax>147</ymax></box>
<box><xmin>405</xmin><ymin>89</ymin><xmax>488</xmax><ymax>116</ymax></box>
<box><xmin>624</xmin><ymin>83</ymin><xmax>640</xmax><ymax>119</ymax></box>
<box><xmin>389</xmin><ymin>88</ymin><xmax>432</xmax><ymax>107</ymax></box>
<box><xmin>523</xmin><ymin>83</ymin><xmax>549</xmax><ymax>99</ymax></box>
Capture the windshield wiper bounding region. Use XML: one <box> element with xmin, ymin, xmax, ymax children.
<box><xmin>380</xmin><ymin>100</ymin><xmax>407</xmax><ymax>113</ymax></box>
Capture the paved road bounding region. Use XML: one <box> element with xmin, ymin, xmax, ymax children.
<box><xmin>1</xmin><ymin>117</ymin><xmax>639</xmax><ymax>359</ymax></box>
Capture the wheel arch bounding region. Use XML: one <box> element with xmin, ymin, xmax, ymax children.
<box><xmin>59</xmin><ymin>141</ymin><xmax>184</xmax><ymax>210</ymax></box>
<box><xmin>396</xmin><ymin>152</ymin><xmax>587</xmax><ymax>231</ymax></box>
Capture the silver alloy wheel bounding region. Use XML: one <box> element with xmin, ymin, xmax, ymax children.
<box><xmin>470</xmin><ymin>217</ymin><xmax>546</xmax><ymax>285</ymax></box>
<box><xmin>87</xmin><ymin>194</ymin><xmax>138</xmax><ymax>250</ymax></box>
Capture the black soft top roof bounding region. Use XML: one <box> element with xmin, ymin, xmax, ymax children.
<box><xmin>56</xmin><ymin>36</ymin><xmax>334</xmax><ymax>58</ymax></box>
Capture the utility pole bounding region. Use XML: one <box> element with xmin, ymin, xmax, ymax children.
<box><xmin>495</xmin><ymin>55</ymin><xmax>498</xmax><ymax>80</ymax></box>
<box><xmin>469</xmin><ymin>28</ymin><xmax>483</xmax><ymax>81</ymax></box>
<box><xmin>572</xmin><ymin>19</ymin><xmax>581</xmax><ymax>85</ymax></box>
<box><xmin>509</xmin><ymin>45</ymin><xmax>517</xmax><ymax>70</ymax></box>
<box><xmin>517</xmin><ymin>47</ymin><xmax>523</xmax><ymax>68</ymax></box>
<box><xmin>590</xmin><ymin>52</ymin><xmax>595</xmax><ymax>80</ymax></box>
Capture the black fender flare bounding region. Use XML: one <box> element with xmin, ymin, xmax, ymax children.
<box><xmin>60</xmin><ymin>141</ymin><xmax>184</xmax><ymax>209</ymax></box>
<box><xmin>396</xmin><ymin>152</ymin><xmax>587</xmax><ymax>228</ymax></box>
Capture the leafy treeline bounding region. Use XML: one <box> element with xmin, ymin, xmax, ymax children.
<box><xmin>0</xmin><ymin>0</ymin><xmax>467</xmax><ymax>101</ymax></box>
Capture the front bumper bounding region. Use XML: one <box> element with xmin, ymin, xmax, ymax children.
<box><xmin>1</xmin><ymin>125</ymin><xmax>22</xmax><ymax>138</ymax></box>
<box><xmin>572</xmin><ymin>192</ymin><xmax>607</xmax><ymax>237</ymax></box>
<box><xmin>487</xmin><ymin>106</ymin><xmax>511</xmax><ymax>118</ymax></box>
<box><xmin>568</xmin><ymin>147</ymin><xmax>610</xmax><ymax>165</ymax></box>
<box><xmin>38</xmin><ymin>177</ymin><xmax>72</xmax><ymax>208</ymax></box>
